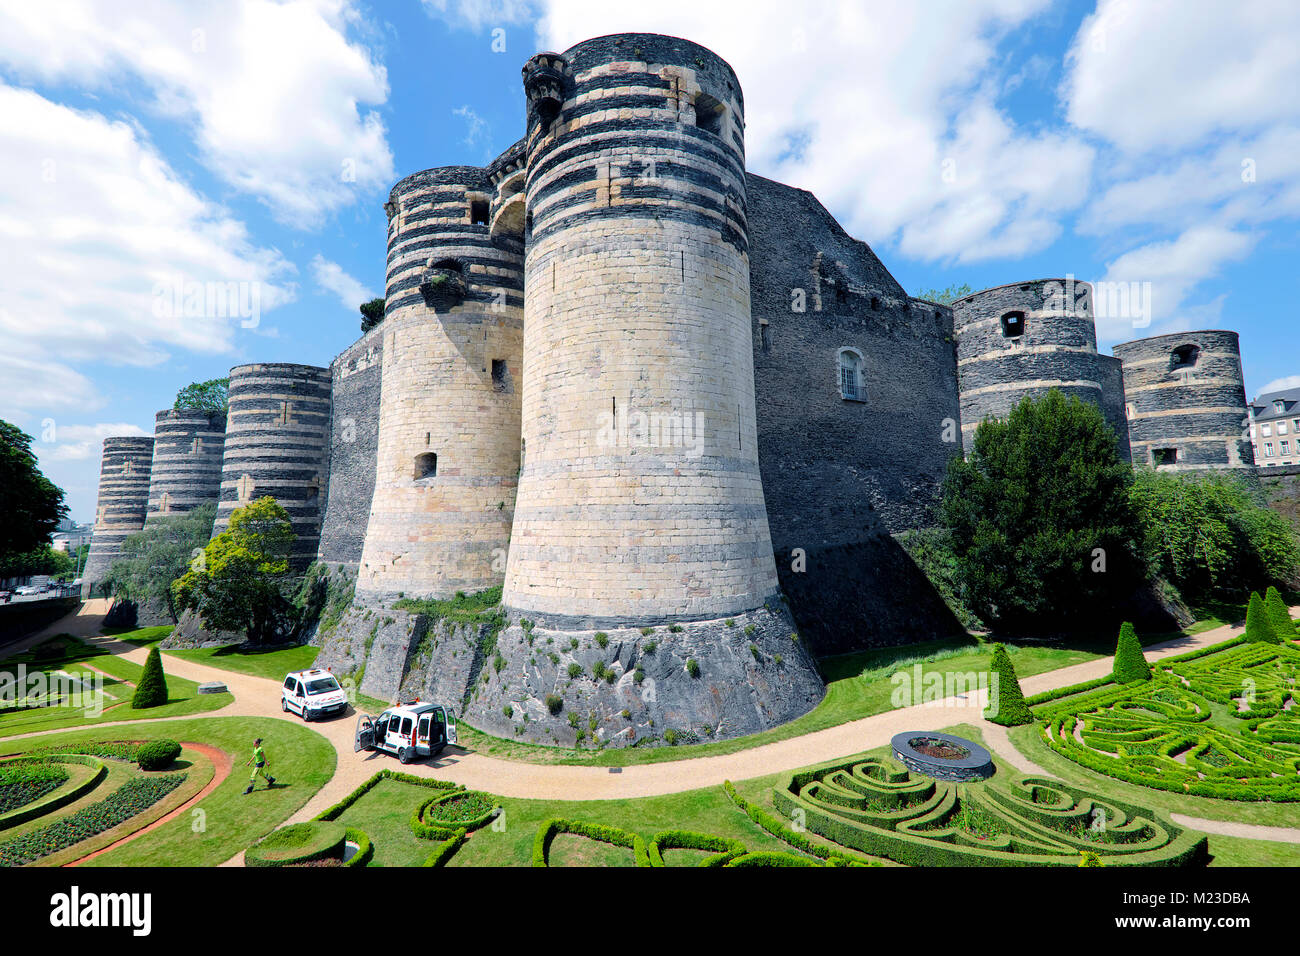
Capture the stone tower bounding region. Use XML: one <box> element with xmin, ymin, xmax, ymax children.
<box><xmin>213</xmin><ymin>362</ymin><xmax>332</xmax><ymax>570</ymax></box>
<box><xmin>503</xmin><ymin>34</ymin><xmax>782</xmax><ymax>627</ymax></box>
<box><xmin>144</xmin><ymin>408</ymin><xmax>226</xmax><ymax>525</ymax></box>
<box><xmin>953</xmin><ymin>278</ymin><xmax>1130</xmax><ymax>459</ymax></box>
<box><xmin>81</xmin><ymin>436</ymin><xmax>154</xmax><ymax>598</ymax></box>
<box><xmin>1113</xmin><ymin>330</ymin><xmax>1254</xmax><ymax>471</ymax></box>
<box><xmin>354</xmin><ymin>158</ymin><xmax>525</xmax><ymax>603</ymax></box>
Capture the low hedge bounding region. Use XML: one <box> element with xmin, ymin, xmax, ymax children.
<box><xmin>0</xmin><ymin>761</ymin><xmax>69</xmax><ymax>815</ymax></box>
<box><xmin>343</xmin><ymin>827</ymin><xmax>373</xmax><ymax>867</ymax></box>
<box><xmin>647</xmin><ymin>829</ymin><xmax>747</xmax><ymax>867</ymax></box>
<box><xmin>314</xmin><ymin>769</ymin><xmax>461</xmax><ymax>822</ymax></box>
<box><xmin>422</xmin><ymin>829</ymin><xmax>467</xmax><ymax>867</ymax></box>
<box><xmin>0</xmin><ymin>755</ymin><xmax>109</xmax><ymax>832</ymax></box>
<box><xmin>0</xmin><ymin>772</ymin><xmax>185</xmax><ymax>866</ymax></box>
<box><xmin>246</xmin><ymin>821</ymin><xmax>349</xmax><ymax>867</ymax></box>
<box><xmin>532</xmin><ymin>818</ymin><xmax>650</xmax><ymax>867</ymax></box>
<box><xmin>726</xmin><ymin>851</ymin><xmax>820</xmax><ymax>867</ymax></box>
<box><xmin>1024</xmin><ymin>675</ymin><xmax>1115</xmax><ymax>708</ymax></box>
<box><xmin>412</xmin><ymin>790</ymin><xmax>498</xmax><ymax>839</ymax></box>
<box><xmin>137</xmin><ymin>739</ymin><xmax>182</xmax><ymax>771</ymax></box>
<box><xmin>723</xmin><ymin>781</ymin><xmax>874</xmax><ymax>867</ymax></box>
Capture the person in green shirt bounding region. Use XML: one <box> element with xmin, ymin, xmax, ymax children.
<box><xmin>243</xmin><ymin>737</ymin><xmax>276</xmax><ymax>794</ymax></box>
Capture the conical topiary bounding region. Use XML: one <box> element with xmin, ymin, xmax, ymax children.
<box><xmin>1244</xmin><ymin>591</ymin><xmax>1279</xmax><ymax>644</ymax></box>
<box><xmin>1264</xmin><ymin>586</ymin><xmax>1296</xmax><ymax>642</ymax></box>
<box><xmin>132</xmin><ymin>646</ymin><xmax>170</xmax><ymax>709</ymax></box>
<box><xmin>1111</xmin><ymin>621</ymin><xmax>1152</xmax><ymax>683</ymax></box>
<box><xmin>985</xmin><ymin>643</ymin><xmax>1033</xmax><ymax>726</ymax></box>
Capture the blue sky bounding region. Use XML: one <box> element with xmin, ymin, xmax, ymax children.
<box><xmin>0</xmin><ymin>0</ymin><xmax>1296</xmax><ymax>522</ymax></box>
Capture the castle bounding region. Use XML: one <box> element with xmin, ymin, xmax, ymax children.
<box><xmin>81</xmin><ymin>34</ymin><xmax>1259</xmax><ymax>748</ymax></box>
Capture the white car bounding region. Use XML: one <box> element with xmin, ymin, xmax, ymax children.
<box><xmin>281</xmin><ymin>669</ymin><xmax>349</xmax><ymax>721</ymax></box>
<box><xmin>354</xmin><ymin>701</ymin><xmax>457</xmax><ymax>764</ymax></box>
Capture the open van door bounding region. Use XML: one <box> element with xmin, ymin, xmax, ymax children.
<box><xmin>354</xmin><ymin>714</ymin><xmax>375</xmax><ymax>753</ymax></box>
<box><xmin>443</xmin><ymin>707</ymin><xmax>457</xmax><ymax>746</ymax></box>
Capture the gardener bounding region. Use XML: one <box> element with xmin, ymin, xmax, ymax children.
<box><xmin>243</xmin><ymin>737</ymin><xmax>276</xmax><ymax>795</ymax></box>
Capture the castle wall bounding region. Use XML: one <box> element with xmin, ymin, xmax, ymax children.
<box><xmin>81</xmin><ymin>436</ymin><xmax>154</xmax><ymax>598</ymax></box>
<box><xmin>1095</xmin><ymin>354</ymin><xmax>1133</xmax><ymax>462</ymax></box>
<box><xmin>144</xmin><ymin>409</ymin><xmax>225</xmax><ymax>525</ymax></box>
<box><xmin>213</xmin><ymin>362</ymin><xmax>332</xmax><ymax>571</ymax></box>
<box><xmin>1113</xmin><ymin>330</ymin><xmax>1254</xmax><ymax>471</ymax></box>
<box><xmin>316</xmin><ymin>325</ymin><xmax>384</xmax><ymax>570</ymax></box>
<box><xmin>953</xmin><ymin>279</ymin><xmax>1112</xmax><ymax>453</ymax></box>
<box><xmin>745</xmin><ymin>172</ymin><xmax>967</xmax><ymax>652</ymax></box>
<box><xmin>503</xmin><ymin>34</ymin><xmax>782</xmax><ymax>628</ymax></box>
<box><xmin>354</xmin><ymin>164</ymin><xmax>524</xmax><ymax>602</ymax></box>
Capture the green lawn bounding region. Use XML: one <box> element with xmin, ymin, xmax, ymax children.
<box><xmin>455</xmin><ymin>634</ymin><xmax>1130</xmax><ymax>768</ymax></box>
<box><xmin>0</xmin><ymin>715</ymin><xmax>337</xmax><ymax>867</ymax></box>
<box><xmin>0</xmin><ymin>637</ymin><xmax>232</xmax><ymax>737</ymax></box>
<box><xmin>107</xmin><ymin>626</ymin><xmax>322</xmax><ymax>681</ymax></box>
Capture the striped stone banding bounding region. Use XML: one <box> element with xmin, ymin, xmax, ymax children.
<box><xmin>144</xmin><ymin>408</ymin><xmax>225</xmax><ymax>524</ymax></box>
<box><xmin>81</xmin><ymin>436</ymin><xmax>155</xmax><ymax>597</ymax></box>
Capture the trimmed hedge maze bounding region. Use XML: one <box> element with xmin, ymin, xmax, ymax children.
<box><xmin>1037</xmin><ymin>642</ymin><xmax>1300</xmax><ymax>801</ymax></box>
<box><xmin>771</xmin><ymin>756</ymin><xmax>1206</xmax><ymax>867</ymax></box>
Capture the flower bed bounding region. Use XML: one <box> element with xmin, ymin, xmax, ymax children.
<box><xmin>0</xmin><ymin>761</ymin><xmax>69</xmax><ymax>815</ymax></box>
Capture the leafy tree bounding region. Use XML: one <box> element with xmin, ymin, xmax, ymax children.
<box><xmin>174</xmin><ymin>378</ymin><xmax>229</xmax><ymax>412</ymax></box>
<box><xmin>172</xmin><ymin>497</ymin><xmax>296</xmax><ymax>644</ymax></box>
<box><xmin>0</xmin><ymin>420</ymin><xmax>67</xmax><ymax>562</ymax></box>
<box><xmin>1112</xmin><ymin>621</ymin><xmax>1152</xmax><ymax>683</ymax></box>
<box><xmin>359</xmin><ymin>297</ymin><xmax>385</xmax><ymax>333</ymax></box>
<box><xmin>985</xmin><ymin>643</ymin><xmax>1033</xmax><ymax>725</ymax></box>
<box><xmin>0</xmin><ymin>544</ymin><xmax>73</xmax><ymax>580</ymax></box>
<box><xmin>1129</xmin><ymin>469</ymin><xmax>1299</xmax><ymax>601</ymax></box>
<box><xmin>1264</xmin><ymin>586</ymin><xmax>1296</xmax><ymax>640</ymax></box>
<box><xmin>941</xmin><ymin>390</ymin><xmax>1140</xmax><ymax>632</ymax></box>
<box><xmin>105</xmin><ymin>504</ymin><xmax>216</xmax><ymax>623</ymax></box>
<box><xmin>913</xmin><ymin>283</ymin><xmax>973</xmax><ymax>305</ymax></box>
<box><xmin>131</xmin><ymin>646</ymin><xmax>169</xmax><ymax>708</ymax></box>
<box><xmin>1243</xmin><ymin>591</ymin><xmax>1279</xmax><ymax>644</ymax></box>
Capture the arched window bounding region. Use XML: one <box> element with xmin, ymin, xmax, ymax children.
<box><xmin>414</xmin><ymin>452</ymin><xmax>437</xmax><ymax>479</ymax></box>
<box><xmin>1171</xmin><ymin>344</ymin><xmax>1199</xmax><ymax>369</ymax></box>
<box><xmin>838</xmin><ymin>348</ymin><xmax>865</xmax><ymax>401</ymax></box>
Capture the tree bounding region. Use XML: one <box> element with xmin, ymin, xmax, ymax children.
<box><xmin>941</xmin><ymin>390</ymin><xmax>1140</xmax><ymax>632</ymax></box>
<box><xmin>359</xmin><ymin>297</ymin><xmax>385</xmax><ymax>333</ymax></box>
<box><xmin>174</xmin><ymin>378</ymin><xmax>229</xmax><ymax>412</ymax></box>
<box><xmin>1112</xmin><ymin>621</ymin><xmax>1152</xmax><ymax>683</ymax></box>
<box><xmin>913</xmin><ymin>283</ymin><xmax>973</xmax><ymax>305</ymax></box>
<box><xmin>0</xmin><ymin>420</ymin><xmax>67</xmax><ymax>563</ymax></box>
<box><xmin>1264</xmin><ymin>586</ymin><xmax>1296</xmax><ymax>641</ymax></box>
<box><xmin>985</xmin><ymin>643</ymin><xmax>1034</xmax><ymax>725</ymax></box>
<box><xmin>172</xmin><ymin>497</ymin><xmax>296</xmax><ymax>643</ymax></box>
<box><xmin>0</xmin><ymin>544</ymin><xmax>72</xmax><ymax>580</ymax></box>
<box><xmin>1243</xmin><ymin>591</ymin><xmax>1279</xmax><ymax>644</ymax></box>
<box><xmin>105</xmin><ymin>504</ymin><xmax>216</xmax><ymax>623</ymax></box>
<box><xmin>1129</xmin><ymin>469</ymin><xmax>1300</xmax><ymax>601</ymax></box>
<box><xmin>131</xmin><ymin>646</ymin><xmax>169</xmax><ymax>708</ymax></box>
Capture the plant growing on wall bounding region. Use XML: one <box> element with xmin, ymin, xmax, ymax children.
<box><xmin>174</xmin><ymin>378</ymin><xmax>229</xmax><ymax>412</ymax></box>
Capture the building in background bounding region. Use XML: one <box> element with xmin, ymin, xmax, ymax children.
<box><xmin>1249</xmin><ymin>386</ymin><xmax>1300</xmax><ymax>467</ymax></box>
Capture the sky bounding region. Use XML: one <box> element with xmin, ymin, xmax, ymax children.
<box><xmin>0</xmin><ymin>0</ymin><xmax>1297</xmax><ymax>522</ymax></box>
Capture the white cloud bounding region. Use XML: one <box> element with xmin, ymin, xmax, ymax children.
<box><xmin>0</xmin><ymin>0</ymin><xmax>395</xmax><ymax>226</ymax></box>
<box><xmin>1257</xmin><ymin>375</ymin><xmax>1300</xmax><ymax>397</ymax></box>
<box><xmin>422</xmin><ymin>0</ymin><xmax>536</xmax><ymax>33</ymax></box>
<box><xmin>0</xmin><ymin>85</ymin><xmax>295</xmax><ymax>418</ymax></box>
<box><xmin>453</xmin><ymin>105</ymin><xmax>490</xmax><ymax>149</ymax></box>
<box><xmin>532</xmin><ymin>0</ymin><xmax>1091</xmax><ymax>264</ymax></box>
<box><xmin>1063</xmin><ymin>0</ymin><xmax>1300</xmax><ymax>154</ymax></box>
<box><xmin>41</xmin><ymin>422</ymin><xmax>150</xmax><ymax>462</ymax></box>
<box><xmin>311</xmin><ymin>254</ymin><xmax>376</xmax><ymax>311</ymax></box>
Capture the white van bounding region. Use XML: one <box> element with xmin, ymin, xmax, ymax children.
<box><xmin>353</xmin><ymin>701</ymin><xmax>457</xmax><ymax>764</ymax></box>
<box><xmin>281</xmin><ymin>669</ymin><xmax>349</xmax><ymax>721</ymax></box>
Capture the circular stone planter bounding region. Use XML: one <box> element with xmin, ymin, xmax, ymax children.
<box><xmin>197</xmin><ymin>682</ymin><xmax>228</xmax><ymax>695</ymax></box>
<box><xmin>890</xmin><ymin>731</ymin><xmax>994</xmax><ymax>782</ymax></box>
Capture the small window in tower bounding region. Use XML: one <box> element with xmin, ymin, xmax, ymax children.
<box><xmin>870</xmin><ymin>296</ymin><xmax>880</xmax><ymax>311</ymax></box>
<box><xmin>1152</xmin><ymin>448</ymin><xmax>1178</xmax><ymax>467</ymax></box>
<box><xmin>1001</xmin><ymin>311</ymin><xmax>1026</xmax><ymax>338</ymax></box>
<box><xmin>694</xmin><ymin>92</ymin><xmax>725</xmax><ymax>135</ymax></box>
<box><xmin>414</xmin><ymin>452</ymin><xmax>437</xmax><ymax>479</ymax></box>
<box><xmin>470</xmin><ymin>200</ymin><xmax>489</xmax><ymax>225</ymax></box>
<box><xmin>491</xmin><ymin>359</ymin><xmax>508</xmax><ymax>391</ymax></box>
<box><xmin>1171</xmin><ymin>344</ymin><xmax>1199</xmax><ymax>369</ymax></box>
<box><xmin>537</xmin><ymin>99</ymin><xmax>560</xmax><ymax>133</ymax></box>
<box><xmin>431</xmin><ymin>258</ymin><xmax>462</xmax><ymax>273</ymax></box>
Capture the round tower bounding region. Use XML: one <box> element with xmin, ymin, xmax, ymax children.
<box><xmin>214</xmin><ymin>362</ymin><xmax>332</xmax><ymax>570</ymax></box>
<box><xmin>503</xmin><ymin>34</ymin><xmax>779</xmax><ymax>627</ymax></box>
<box><xmin>952</xmin><ymin>278</ymin><xmax>1107</xmax><ymax>452</ymax></box>
<box><xmin>144</xmin><ymin>408</ymin><xmax>226</xmax><ymax>525</ymax></box>
<box><xmin>1113</xmin><ymin>330</ymin><xmax>1254</xmax><ymax>471</ymax></box>
<box><xmin>355</xmin><ymin>157</ymin><xmax>525</xmax><ymax>602</ymax></box>
<box><xmin>81</xmin><ymin>436</ymin><xmax>154</xmax><ymax>598</ymax></box>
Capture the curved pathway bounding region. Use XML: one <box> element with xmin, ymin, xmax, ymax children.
<box><xmin>6</xmin><ymin>603</ymin><xmax>1299</xmax><ymax>859</ymax></box>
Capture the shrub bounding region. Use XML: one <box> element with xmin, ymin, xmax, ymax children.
<box><xmin>1111</xmin><ymin>622</ymin><xmax>1152</xmax><ymax>683</ymax></box>
<box><xmin>131</xmin><ymin>646</ymin><xmax>169</xmax><ymax>709</ymax></box>
<box><xmin>246</xmin><ymin>821</ymin><xmax>347</xmax><ymax>867</ymax></box>
<box><xmin>545</xmin><ymin>694</ymin><xmax>563</xmax><ymax>715</ymax></box>
<box><xmin>642</xmin><ymin>640</ymin><xmax>657</xmax><ymax>654</ymax></box>
<box><xmin>594</xmin><ymin>632</ymin><xmax>609</xmax><ymax>648</ymax></box>
<box><xmin>743</xmin><ymin>624</ymin><xmax>756</xmax><ymax>636</ymax></box>
<box><xmin>685</xmin><ymin>658</ymin><xmax>700</xmax><ymax>678</ymax></box>
<box><xmin>640</xmin><ymin>627</ymin><xmax>654</xmax><ymax>636</ymax></box>
<box><xmin>1264</xmin><ymin>586</ymin><xmax>1296</xmax><ymax>640</ymax></box>
<box><xmin>502</xmin><ymin>704</ymin><xmax>513</xmax><ymax>719</ymax></box>
<box><xmin>633</xmin><ymin>667</ymin><xmax>645</xmax><ymax>684</ymax></box>
<box><xmin>749</xmin><ymin>643</ymin><xmax>760</xmax><ymax>661</ymax></box>
<box><xmin>724</xmin><ymin>619</ymin><xmax>735</xmax><ymax>628</ymax></box>
<box><xmin>567</xmin><ymin>663</ymin><xmax>583</xmax><ymax>679</ymax></box>
<box><xmin>136</xmin><ymin>739</ymin><xmax>182</xmax><ymax>771</ymax></box>
<box><xmin>985</xmin><ymin>643</ymin><xmax>1033</xmax><ymax>725</ymax></box>
<box><xmin>664</xmin><ymin>729</ymin><xmax>679</xmax><ymax>746</ymax></box>
<box><xmin>532</xmin><ymin>818</ymin><xmax>649</xmax><ymax>867</ymax></box>
<box><xmin>1244</xmin><ymin>592</ymin><xmax>1280</xmax><ymax>644</ymax></box>
<box><xmin>343</xmin><ymin>827</ymin><xmax>373</xmax><ymax>867</ymax></box>
<box><xmin>667</xmin><ymin>624</ymin><xmax>683</xmax><ymax>633</ymax></box>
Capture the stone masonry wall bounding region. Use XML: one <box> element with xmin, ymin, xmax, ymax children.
<box><xmin>144</xmin><ymin>409</ymin><xmax>225</xmax><ymax>525</ymax></box>
<box><xmin>81</xmin><ymin>436</ymin><xmax>155</xmax><ymax>598</ymax></box>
